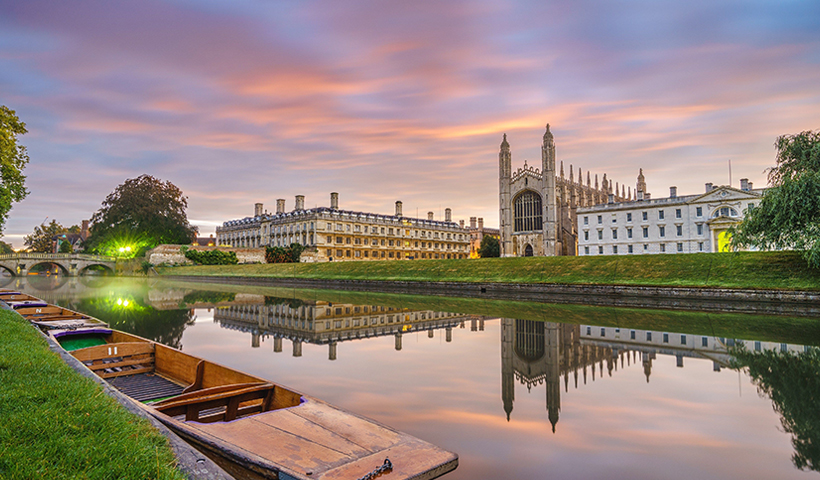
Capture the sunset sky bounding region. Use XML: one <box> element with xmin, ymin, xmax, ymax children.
<box><xmin>1</xmin><ymin>0</ymin><xmax>818</xmax><ymax>247</ymax></box>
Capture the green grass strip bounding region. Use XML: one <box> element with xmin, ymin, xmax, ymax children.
<box><xmin>0</xmin><ymin>309</ymin><xmax>186</xmax><ymax>480</ymax></box>
<box><xmin>158</xmin><ymin>251</ymin><xmax>820</xmax><ymax>291</ymax></box>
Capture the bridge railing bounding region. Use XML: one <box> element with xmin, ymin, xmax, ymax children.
<box><xmin>0</xmin><ymin>253</ymin><xmax>118</xmax><ymax>262</ymax></box>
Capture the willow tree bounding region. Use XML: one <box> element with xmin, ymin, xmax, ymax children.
<box><xmin>0</xmin><ymin>106</ymin><xmax>30</xmax><ymax>235</ymax></box>
<box><xmin>733</xmin><ymin>131</ymin><xmax>820</xmax><ymax>268</ymax></box>
<box><xmin>87</xmin><ymin>175</ymin><xmax>197</xmax><ymax>256</ymax></box>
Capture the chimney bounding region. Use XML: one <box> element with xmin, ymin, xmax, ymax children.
<box><xmin>705</xmin><ymin>183</ymin><xmax>713</xmax><ymax>192</ymax></box>
<box><xmin>254</xmin><ymin>203</ymin><xmax>263</xmax><ymax>216</ymax></box>
<box><xmin>81</xmin><ymin>220</ymin><xmax>89</xmax><ymax>240</ymax></box>
<box><xmin>445</xmin><ymin>208</ymin><xmax>452</xmax><ymax>222</ymax></box>
<box><xmin>295</xmin><ymin>195</ymin><xmax>305</xmax><ymax>211</ymax></box>
<box><xmin>478</xmin><ymin>218</ymin><xmax>484</xmax><ymax>230</ymax></box>
<box><xmin>608</xmin><ymin>193</ymin><xmax>614</xmax><ymax>204</ymax></box>
<box><xmin>395</xmin><ymin>201</ymin><xmax>403</xmax><ymax>217</ymax></box>
<box><xmin>740</xmin><ymin>178</ymin><xmax>749</xmax><ymax>191</ymax></box>
<box><xmin>748</xmin><ymin>181</ymin><xmax>753</xmax><ymax>190</ymax></box>
<box><xmin>428</xmin><ymin>211</ymin><xmax>434</xmax><ymax>220</ymax></box>
<box><xmin>330</xmin><ymin>192</ymin><xmax>339</xmax><ymax>209</ymax></box>
<box><xmin>459</xmin><ymin>220</ymin><xmax>465</xmax><ymax>228</ymax></box>
<box><xmin>669</xmin><ymin>186</ymin><xmax>677</xmax><ymax>198</ymax></box>
<box><xmin>644</xmin><ymin>193</ymin><xmax>651</xmax><ymax>199</ymax></box>
<box><xmin>470</xmin><ymin>217</ymin><xmax>477</xmax><ymax>229</ymax></box>
<box><xmin>276</xmin><ymin>199</ymin><xmax>285</xmax><ymax>214</ymax></box>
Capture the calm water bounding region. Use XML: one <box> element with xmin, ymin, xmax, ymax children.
<box><xmin>9</xmin><ymin>276</ymin><xmax>820</xmax><ymax>479</ymax></box>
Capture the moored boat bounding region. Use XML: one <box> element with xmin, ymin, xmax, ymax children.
<box><xmin>2</xmin><ymin>292</ymin><xmax>459</xmax><ymax>480</ymax></box>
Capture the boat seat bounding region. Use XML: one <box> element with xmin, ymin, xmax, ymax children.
<box><xmin>71</xmin><ymin>342</ymin><xmax>155</xmax><ymax>379</ymax></box>
<box><xmin>153</xmin><ymin>382</ymin><xmax>276</xmax><ymax>423</ymax></box>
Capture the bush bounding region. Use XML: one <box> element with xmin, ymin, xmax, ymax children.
<box><xmin>265</xmin><ymin>243</ymin><xmax>304</xmax><ymax>263</ymax></box>
<box><xmin>181</xmin><ymin>247</ymin><xmax>238</xmax><ymax>265</ymax></box>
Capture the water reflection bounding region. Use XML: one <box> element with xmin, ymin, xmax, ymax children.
<box><xmin>7</xmin><ymin>277</ymin><xmax>820</xmax><ymax>480</ymax></box>
<box><xmin>214</xmin><ymin>300</ymin><xmax>472</xmax><ymax>359</ymax></box>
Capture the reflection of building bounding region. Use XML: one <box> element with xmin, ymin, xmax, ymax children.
<box><xmin>215</xmin><ymin>301</ymin><xmax>480</xmax><ymax>359</ymax></box>
<box><xmin>498</xmin><ymin>125</ymin><xmax>628</xmax><ymax>257</ymax></box>
<box><xmin>216</xmin><ymin>193</ymin><xmax>470</xmax><ymax>261</ymax></box>
<box><xmin>501</xmin><ymin>319</ymin><xmax>811</xmax><ymax>432</ymax></box>
<box><xmin>577</xmin><ymin>176</ymin><xmax>765</xmax><ymax>255</ymax></box>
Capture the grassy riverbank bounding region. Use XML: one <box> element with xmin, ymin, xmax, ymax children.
<box><xmin>159</xmin><ymin>251</ymin><xmax>820</xmax><ymax>290</ymax></box>
<box><xmin>0</xmin><ymin>309</ymin><xmax>185</xmax><ymax>480</ymax></box>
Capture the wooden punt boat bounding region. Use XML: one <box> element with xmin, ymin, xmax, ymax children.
<box><xmin>6</xmin><ymin>294</ymin><xmax>458</xmax><ymax>480</ymax></box>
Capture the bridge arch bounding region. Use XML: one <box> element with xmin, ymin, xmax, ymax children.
<box><xmin>78</xmin><ymin>263</ymin><xmax>115</xmax><ymax>276</ymax></box>
<box><xmin>0</xmin><ymin>253</ymin><xmax>117</xmax><ymax>277</ymax></box>
<box><xmin>28</xmin><ymin>261</ymin><xmax>71</xmax><ymax>276</ymax></box>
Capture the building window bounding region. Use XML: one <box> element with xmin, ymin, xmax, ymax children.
<box><xmin>644</xmin><ymin>244</ymin><xmax>648</xmax><ymax>251</ymax></box>
<box><xmin>597</xmin><ymin>215</ymin><xmax>602</xmax><ymax>224</ymax></box>
<box><xmin>698</xmin><ymin>242</ymin><xmax>704</xmax><ymax>251</ymax></box>
<box><xmin>513</xmin><ymin>191</ymin><xmax>543</xmax><ymax>232</ymax></box>
<box><xmin>628</xmin><ymin>244</ymin><xmax>633</xmax><ymax>253</ymax></box>
<box><xmin>646</xmin><ymin>332</ymin><xmax>652</xmax><ymax>341</ymax></box>
<box><xmin>642</xmin><ymin>211</ymin><xmax>648</xmax><ymax>221</ymax></box>
<box><xmin>584</xmin><ymin>246</ymin><xmax>590</xmax><ymax>255</ymax></box>
<box><xmin>663</xmin><ymin>333</ymin><xmax>669</xmax><ymax>343</ymax></box>
<box><xmin>660</xmin><ymin>243</ymin><xmax>666</xmax><ymax>252</ymax></box>
<box><xmin>598</xmin><ymin>246</ymin><xmax>603</xmax><ymax>254</ymax></box>
<box><xmin>584</xmin><ymin>231</ymin><xmax>589</xmax><ymax>241</ymax></box>
<box><xmin>642</xmin><ymin>227</ymin><xmax>648</xmax><ymax>238</ymax></box>
<box><xmin>681</xmin><ymin>335</ymin><xmax>687</xmax><ymax>345</ymax></box>
<box><xmin>586</xmin><ymin>326</ymin><xmax>591</xmax><ymax>335</ymax></box>
<box><xmin>612</xmin><ymin>215</ymin><xmax>617</xmax><ymax>224</ymax></box>
<box><xmin>676</xmin><ymin>208</ymin><xmax>682</xmax><ymax>219</ymax></box>
<box><xmin>659</xmin><ymin>226</ymin><xmax>665</xmax><ymax>237</ymax></box>
<box><xmin>659</xmin><ymin>210</ymin><xmax>665</xmax><ymax>220</ymax></box>
<box><xmin>677</xmin><ymin>242</ymin><xmax>683</xmax><ymax>252</ymax></box>
<box><xmin>702</xmin><ymin>337</ymin><xmax>709</xmax><ymax>347</ymax></box>
<box><xmin>696</xmin><ymin>206</ymin><xmax>703</xmax><ymax>217</ymax></box>
<box><xmin>613</xmin><ymin>245</ymin><xmax>618</xmax><ymax>254</ymax></box>
<box><xmin>676</xmin><ymin>225</ymin><xmax>682</xmax><ymax>236</ymax></box>
<box><xmin>630</xmin><ymin>330</ymin><xmax>636</xmax><ymax>340</ymax></box>
<box><xmin>612</xmin><ymin>229</ymin><xmax>618</xmax><ymax>240</ymax></box>
<box><xmin>598</xmin><ymin>230</ymin><xmax>603</xmax><ymax>240</ymax></box>
<box><xmin>627</xmin><ymin>228</ymin><xmax>632</xmax><ymax>239</ymax></box>
<box><xmin>713</xmin><ymin>207</ymin><xmax>738</xmax><ymax>218</ymax></box>
<box><xmin>697</xmin><ymin>224</ymin><xmax>703</xmax><ymax>235</ymax></box>
<box><xmin>626</xmin><ymin>213</ymin><xmax>632</xmax><ymax>222</ymax></box>
<box><xmin>584</xmin><ymin>216</ymin><xmax>588</xmax><ymax>225</ymax></box>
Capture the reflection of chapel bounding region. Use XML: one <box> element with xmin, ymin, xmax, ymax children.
<box><xmin>498</xmin><ymin>124</ymin><xmax>629</xmax><ymax>256</ymax></box>
<box><xmin>500</xmin><ymin>319</ymin><xmax>638</xmax><ymax>432</ymax></box>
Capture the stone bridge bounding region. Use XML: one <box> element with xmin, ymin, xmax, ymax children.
<box><xmin>0</xmin><ymin>253</ymin><xmax>117</xmax><ymax>276</ymax></box>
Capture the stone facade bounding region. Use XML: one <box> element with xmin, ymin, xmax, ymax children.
<box><xmin>499</xmin><ymin>125</ymin><xmax>628</xmax><ymax>257</ymax></box>
<box><xmin>577</xmin><ymin>179</ymin><xmax>764</xmax><ymax>256</ymax></box>
<box><xmin>217</xmin><ymin>194</ymin><xmax>470</xmax><ymax>262</ymax></box>
<box><xmin>468</xmin><ymin>217</ymin><xmax>500</xmax><ymax>258</ymax></box>
<box><xmin>147</xmin><ymin>244</ymin><xmax>265</xmax><ymax>266</ymax></box>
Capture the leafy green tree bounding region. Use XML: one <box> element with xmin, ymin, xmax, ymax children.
<box><xmin>58</xmin><ymin>240</ymin><xmax>73</xmax><ymax>253</ymax></box>
<box><xmin>0</xmin><ymin>241</ymin><xmax>13</xmax><ymax>254</ymax></box>
<box><xmin>86</xmin><ymin>175</ymin><xmax>197</xmax><ymax>255</ymax></box>
<box><xmin>0</xmin><ymin>106</ymin><xmax>29</xmax><ymax>235</ymax></box>
<box><xmin>733</xmin><ymin>131</ymin><xmax>820</xmax><ymax>268</ymax></box>
<box><xmin>478</xmin><ymin>235</ymin><xmax>500</xmax><ymax>258</ymax></box>
<box><xmin>732</xmin><ymin>346</ymin><xmax>820</xmax><ymax>472</ymax></box>
<box><xmin>24</xmin><ymin>220</ymin><xmax>66</xmax><ymax>253</ymax></box>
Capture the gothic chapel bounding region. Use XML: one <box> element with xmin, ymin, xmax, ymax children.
<box><xmin>499</xmin><ymin>125</ymin><xmax>628</xmax><ymax>256</ymax></box>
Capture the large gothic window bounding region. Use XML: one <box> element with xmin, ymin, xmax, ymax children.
<box><xmin>513</xmin><ymin>191</ymin><xmax>543</xmax><ymax>232</ymax></box>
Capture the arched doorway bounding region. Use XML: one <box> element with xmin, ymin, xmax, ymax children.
<box><xmin>524</xmin><ymin>244</ymin><xmax>534</xmax><ymax>257</ymax></box>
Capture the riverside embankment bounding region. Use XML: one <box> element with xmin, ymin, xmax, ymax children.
<box><xmin>157</xmin><ymin>251</ymin><xmax>820</xmax><ymax>316</ymax></box>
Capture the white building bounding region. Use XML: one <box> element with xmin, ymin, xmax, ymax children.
<box><xmin>577</xmin><ymin>176</ymin><xmax>764</xmax><ymax>256</ymax></box>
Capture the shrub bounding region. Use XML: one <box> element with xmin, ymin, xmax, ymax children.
<box><xmin>265</xmin><ymin>243</ymin><xmax>304</xmax><ymax>263</ymax></box>
<box><xmin>181</xmin><ymin>247</ymin><xmax>238</xmax><ymax>265</ymax></box>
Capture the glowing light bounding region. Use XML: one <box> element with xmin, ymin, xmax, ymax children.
<box><xmin>116</xmin><ymin>298</ymin><xmax>123</xmax><ymax>305</ymax></box>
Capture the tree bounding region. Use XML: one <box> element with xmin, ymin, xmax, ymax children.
<box><xmin>24</xmin><ymin>220</ymin><xmax>66</xmax><ymax>253</ymax></box>
<box><xmin>732</xmin><ymin>347</ymin><xmax>820</xmax><ymax>472</ymax></box>
<box><xmin>733</xmin><ymin>131</ymin><xmax>820</xmax><ymax>268</ymax></box>
<box><xmin>86</xmin><ymin>175</ymin><xmax>197</xmax><ymax>256</ymax></box>
<box><xmin>0</xmin><ymin>106</ymin><xmax>29</xmax><ymax>236</ymax></box>
<box><xmin>478</xmin><ymin>235</ymin><xmax>500</xmax><ymax>258</ymax></box>
<box><xmin>0</xmin><ymin>241</ymin><xmax>13</xmax><ymax>254</ymax></box>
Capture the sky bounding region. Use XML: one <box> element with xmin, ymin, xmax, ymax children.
<box><xmin>1</xmin><ymin>0</ymin><xmax>818</xmax><ymax>248</ymax></box>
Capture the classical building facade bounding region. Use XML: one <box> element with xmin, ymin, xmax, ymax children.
<box><xmin>467</xmin><ymin>217</ymin><xmax>500</xmax><ymax>258</ymax></box>
<box><xmin>499</xmin><ymin>125</ymin><xmax>628</xmax><ymax>257</ymax></box>
<box><xmin>216</xmin><ymin>193</ymin><xmax>470</xmax><ymax>261</ymax></box>
<box><xmin>577</xmin><ymin>176</ymin><xmax>764</xmax><ymax>256</ymax></box>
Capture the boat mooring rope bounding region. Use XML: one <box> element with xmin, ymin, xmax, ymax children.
<box><xmin>356</xmin><ymin>458</ymin><xmax>393</xmax><ymax>480</ymax></box>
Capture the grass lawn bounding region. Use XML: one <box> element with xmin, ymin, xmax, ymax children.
<box><xmin>159</xmin><ymin>251</ymin><xmax>820</xmax><ymax>290</ymax></box>
<box><xmin>0</xmin><ymin>309</ymin><xmax>186</xmax><ymax>480</ymax></box>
